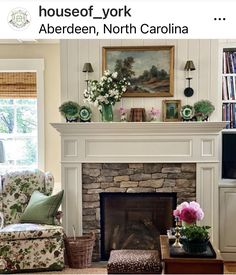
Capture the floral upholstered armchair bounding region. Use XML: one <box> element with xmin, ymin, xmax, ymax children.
<box><xmin>0</xmin><ymin>169</ymin><xmax>64</xmax><ymax>273</ymax></box>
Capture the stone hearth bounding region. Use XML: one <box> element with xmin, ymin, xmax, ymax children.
<box><xmin>82</xmin><ymin>163</ymin><xmax>196</xmax><ymax>260</ymax></box>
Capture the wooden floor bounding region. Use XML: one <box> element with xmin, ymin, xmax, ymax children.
<box><xmin>224</xmin><ymin>262</ymin><xmax>236</xmax><ymax>274</ymax></box>
<box><xmin>28</xmin><ymin>261</ymin><xmax>236</xmax><ymax>274</ymax></box>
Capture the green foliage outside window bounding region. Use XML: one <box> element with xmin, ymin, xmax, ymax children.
<box><xmin>0</xmin><ymin>99</ymin><xmax>37</xmax><ymax>168</ymax></box>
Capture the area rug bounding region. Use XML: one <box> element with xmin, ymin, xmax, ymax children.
<box><xmin>37</xmin><ymin>267</ymin><xmax>107</xmax><ymax>274</ymax></box>
<box><xmin>21</xmin><ymin>264</ymin><xmax>107</xmax><ymax>274</ymax></box>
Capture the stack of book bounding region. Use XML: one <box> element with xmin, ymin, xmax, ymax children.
<box><xmin>223</xmin><ymin>51</ymin><xmax>236</xmax><ymax>74</ymax></box>
<box><xmin>222</xmin><ymin>76</ymin><xmax>236</xmax><ymax>100</ymax></box>
<box><xmin>222</xmin><ymin>50</ymin><xmax>236</xmax><ymax>128</ymax></box>
<box><xmin>222</xmin><ymin>103</ymin><xmax>236</xmax><ymax>128</ymax></box>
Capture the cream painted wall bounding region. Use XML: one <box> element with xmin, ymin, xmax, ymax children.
<box><xmin>0</xmin><ymin>44</ymin><xmax>61</xmax><ymax>183</ymax></box>
<box><xmin>60</xmin><ymin>39</ymin><xmax>221</xmax><ymax>122</ymax></box>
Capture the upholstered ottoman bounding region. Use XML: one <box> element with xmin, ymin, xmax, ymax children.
<box><xmin>107</xmin><ymin>250</ymin><xmax>162</xmax><ymax>274</ymax></box>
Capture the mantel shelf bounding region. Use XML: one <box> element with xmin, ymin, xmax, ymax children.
<box><xmin>51</xmin><ymin>121</ymin><xmax>227</xmax><ymax>135</ymax></box>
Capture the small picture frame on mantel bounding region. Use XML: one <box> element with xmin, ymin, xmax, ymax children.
<box><xmin>162</xmin><ymin>100</ymin><xmax>181</xmax><ymax>122</ymax></box>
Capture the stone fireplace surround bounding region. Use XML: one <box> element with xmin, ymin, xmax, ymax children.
<box><xmin>82</xmin><ymin>162</ymin><xmax>196</xmax><ymax>260</ymax></box>
<box><xmin>52</xmin><ymin>121</ymin><xmax>226</xmax><ymax>252</ymax></box>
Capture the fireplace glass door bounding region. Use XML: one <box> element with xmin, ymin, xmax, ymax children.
<box><xmin>100</xmin><ymin>192</ymin><xmax>176</xmax><ymax>260</ymax></box>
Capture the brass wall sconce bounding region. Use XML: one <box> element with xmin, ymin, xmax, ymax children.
<box><xmin>82</xmin><ymin>63</ymin><xmax>93</xmax><ymax>89</ymax></box>
<box><xmin>184</xmin><ymin>60</ymin><xmax>196</xmax><ymax>97</ymax></box>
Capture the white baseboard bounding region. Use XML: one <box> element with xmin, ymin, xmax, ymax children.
<box><xmin>221</xmin><ymin>252</ymin><xmax>236</xmax><ymax>261</ymax></box>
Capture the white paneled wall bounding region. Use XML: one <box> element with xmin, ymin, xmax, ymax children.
<box><xmin>60</xmin><ymin>39</ymin><xmax>220</xmax><ymax>122</ymax></box>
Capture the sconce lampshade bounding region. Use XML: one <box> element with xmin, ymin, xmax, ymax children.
<box><xmin>0</xmin><ymin>140</ymin><xmax>5</xmax><ymax>163</ymax></box>
<box><xmin>82</xmin><ymin>63</ymin><xmax>94</xmax><ymax>73</ymax></box>
<box><xmin>184</xmin><ymin>60</ymin><xmax>196</xmax><ymax>71</ymax></box>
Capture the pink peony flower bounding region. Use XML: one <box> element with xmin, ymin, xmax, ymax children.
<box><xmin>189</xmin><ymin>201</ymin><xmax>201</xmax><ymax>210</ymax></box>
<box><xmin>195</xmin><ymin>208</ymin><xmax>204</xmax><ymax>220</ymax></box>
<box><xmin>179</xmin><ymin>207</ymin><xmax>197</xmax><ymax>224</ymax></box>
<box><xmin>177</xmin><ymin>201</ymin><xmax>189</xmax><ymax>212</ymax></box>
<box><xmin>173</xmin><ymin>201</ymin><xmax>204</xmax><ymax>223</ymax></box>
<box><xmin>173</xmin><ymin>209</ymin><xmax>180</xmax><ymax>217</ymax></box>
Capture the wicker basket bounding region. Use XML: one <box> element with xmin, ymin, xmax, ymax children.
<box><xmin>64</xmin><ymin>232</ymin><xmax>95</xmax><ymax>269</ymax></box>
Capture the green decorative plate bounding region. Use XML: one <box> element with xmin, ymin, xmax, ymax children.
<box><xmin>180</xmin><ymin>105</ymin><xmax>194</xmax><ymax>120</ymax></box>
<box><xmin>79</xmin><ymin>106</ymin><xmax>92</xmax><ymax>122</ymax></box>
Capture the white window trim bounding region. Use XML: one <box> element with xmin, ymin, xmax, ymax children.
<box><xmin>0</xmin><ymin>59</ymin><xmax>45</xmax><ymax>171</ymax></box>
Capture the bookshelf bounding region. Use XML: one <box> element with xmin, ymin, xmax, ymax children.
<box><xmin>219</xmin><ymin>43</ymin><xmax>236</xmax><ymax>261</ymax></box>
<box><xmin>222</xmin><ymin>48</ymin><xmax>236</xmax><ymax>128</ymax></box>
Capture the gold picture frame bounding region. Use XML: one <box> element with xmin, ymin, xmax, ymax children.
<box><xmin>162</xmin><ymin>100</ymin><xmax>181</xmax><ymax>122</ymax></box>
<box><xmin>102</xmin><ymin>46</ymin><xmax>174</xmax><ymax>97</ymax></box>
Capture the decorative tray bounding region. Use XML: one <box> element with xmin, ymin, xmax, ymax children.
<box><xmin>169</xmin><ymin>240</ymin><xmax>216</xmax><ymax>258</ymax></box>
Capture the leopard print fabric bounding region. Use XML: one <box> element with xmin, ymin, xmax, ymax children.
<box><xmin>107</xmin><ymin>249</ymin><xmax>162</xmax><ymax>274</ymax></box>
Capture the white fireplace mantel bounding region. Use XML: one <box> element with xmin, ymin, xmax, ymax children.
<box><xmin>52</xmin><ymin>121</ymin><xmax>226</xmax><ymax>135</ymax></box>
<box><xmin>52</xmin><ymin>121</ymin><xmax>226</xmax><ymax>248</ymax></box>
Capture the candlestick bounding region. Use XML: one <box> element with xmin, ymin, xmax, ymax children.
<box><xmin>172</xmin><ymin>217</ymin><xmax>183</xmax><ymax>248</ymax></box>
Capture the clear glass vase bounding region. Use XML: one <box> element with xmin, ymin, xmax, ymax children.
<box><xmin>101</xmin><ymin>104</ymin><xmax>113</xmax><ymax>122</ymax></box>
<box><xmin>182</xmin><ymin>221</ymin><xmax>195</xmax><ymax>227</ymax></box>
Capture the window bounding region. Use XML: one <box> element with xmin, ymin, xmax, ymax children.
<box><xmin>0</xmin><ymin>59</ymin><xmax>44</xmax><ymax>172</ymax></box>
<box><xmin>0</xmin><ymin>98</ymin><xmax>37</xmax><ymax>170</ymax></box>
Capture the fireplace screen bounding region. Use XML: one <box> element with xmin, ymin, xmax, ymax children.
<box><xmin>100</xmin><ymin>192</ymin><xmax>176</xmax><ymax>260</ymax></box>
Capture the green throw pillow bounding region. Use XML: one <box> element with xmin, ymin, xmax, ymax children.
<box><xmin>20</xmin><ymin>190</ymin><xmax>64</xmax><ymax>225</ymax></box>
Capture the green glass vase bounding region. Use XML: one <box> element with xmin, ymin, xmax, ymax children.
<box><xmin>101</xmin><ymin>104</ymin><xmax>113</xmax><ymax>122</ymax></box>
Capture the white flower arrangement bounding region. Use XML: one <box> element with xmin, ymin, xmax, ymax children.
<box><xmin>84</xmin><ymin>70</ymin><xmax>130</xmax><ymax>110</ymax></box>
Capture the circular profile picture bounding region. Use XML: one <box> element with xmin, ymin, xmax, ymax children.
<box><xmin>8</xmin><ymin>8</ymin><xmax>31</xmax><ymax>30</ymax></box>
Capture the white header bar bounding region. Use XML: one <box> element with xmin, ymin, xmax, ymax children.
<box><xmin>0</xmin><ymin>0</ymin><xmax>234</xmax><ymax>39</ymax></box>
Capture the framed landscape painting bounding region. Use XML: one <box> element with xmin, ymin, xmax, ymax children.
<box><xmin>102</xmin><ymin>46</ymin><xmax>174</xmax><ymax>97</ymax></box>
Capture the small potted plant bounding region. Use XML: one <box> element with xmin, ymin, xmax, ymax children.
<box><xmin>193</xmin><ymin>100</ymin><xmax>215</xmax><ymax>121</ymax></box>
<box><xmin>59</xmin><ymin>101</ymin><xmax>80</xmax><ymax>122</ymax></box>
<box><xmin>180</xmin><ymin>225</ymin><xmax>211</xmax><ymax>253</ymax></box>
<box><xmin>173</xmin><ymin>201</ymin><xmax>211</xmax><ymax>253</ymax></box>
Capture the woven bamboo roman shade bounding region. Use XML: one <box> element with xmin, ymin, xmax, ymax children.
<box><xmin>0</xmin><ymin>72</ymin><xmax>37</xmax><ymax>98</ymax></box>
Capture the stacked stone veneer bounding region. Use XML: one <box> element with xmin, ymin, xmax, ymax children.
<box><xmin>82</xmin><ymin>163</ymin><xmax>196</xmax><ymax>260</ymax></box>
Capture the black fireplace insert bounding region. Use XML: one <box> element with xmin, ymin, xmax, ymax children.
<box><xmin>100</xmin><ymin>192</ymin><xmax>177</xmax><ymax>260</ymax></box>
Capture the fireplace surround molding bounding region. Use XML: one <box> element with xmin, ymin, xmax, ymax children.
<box><xmin>52</xmin><ymin>121</ymin><xmax>226</xmax><ymax>248</ymax></box>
